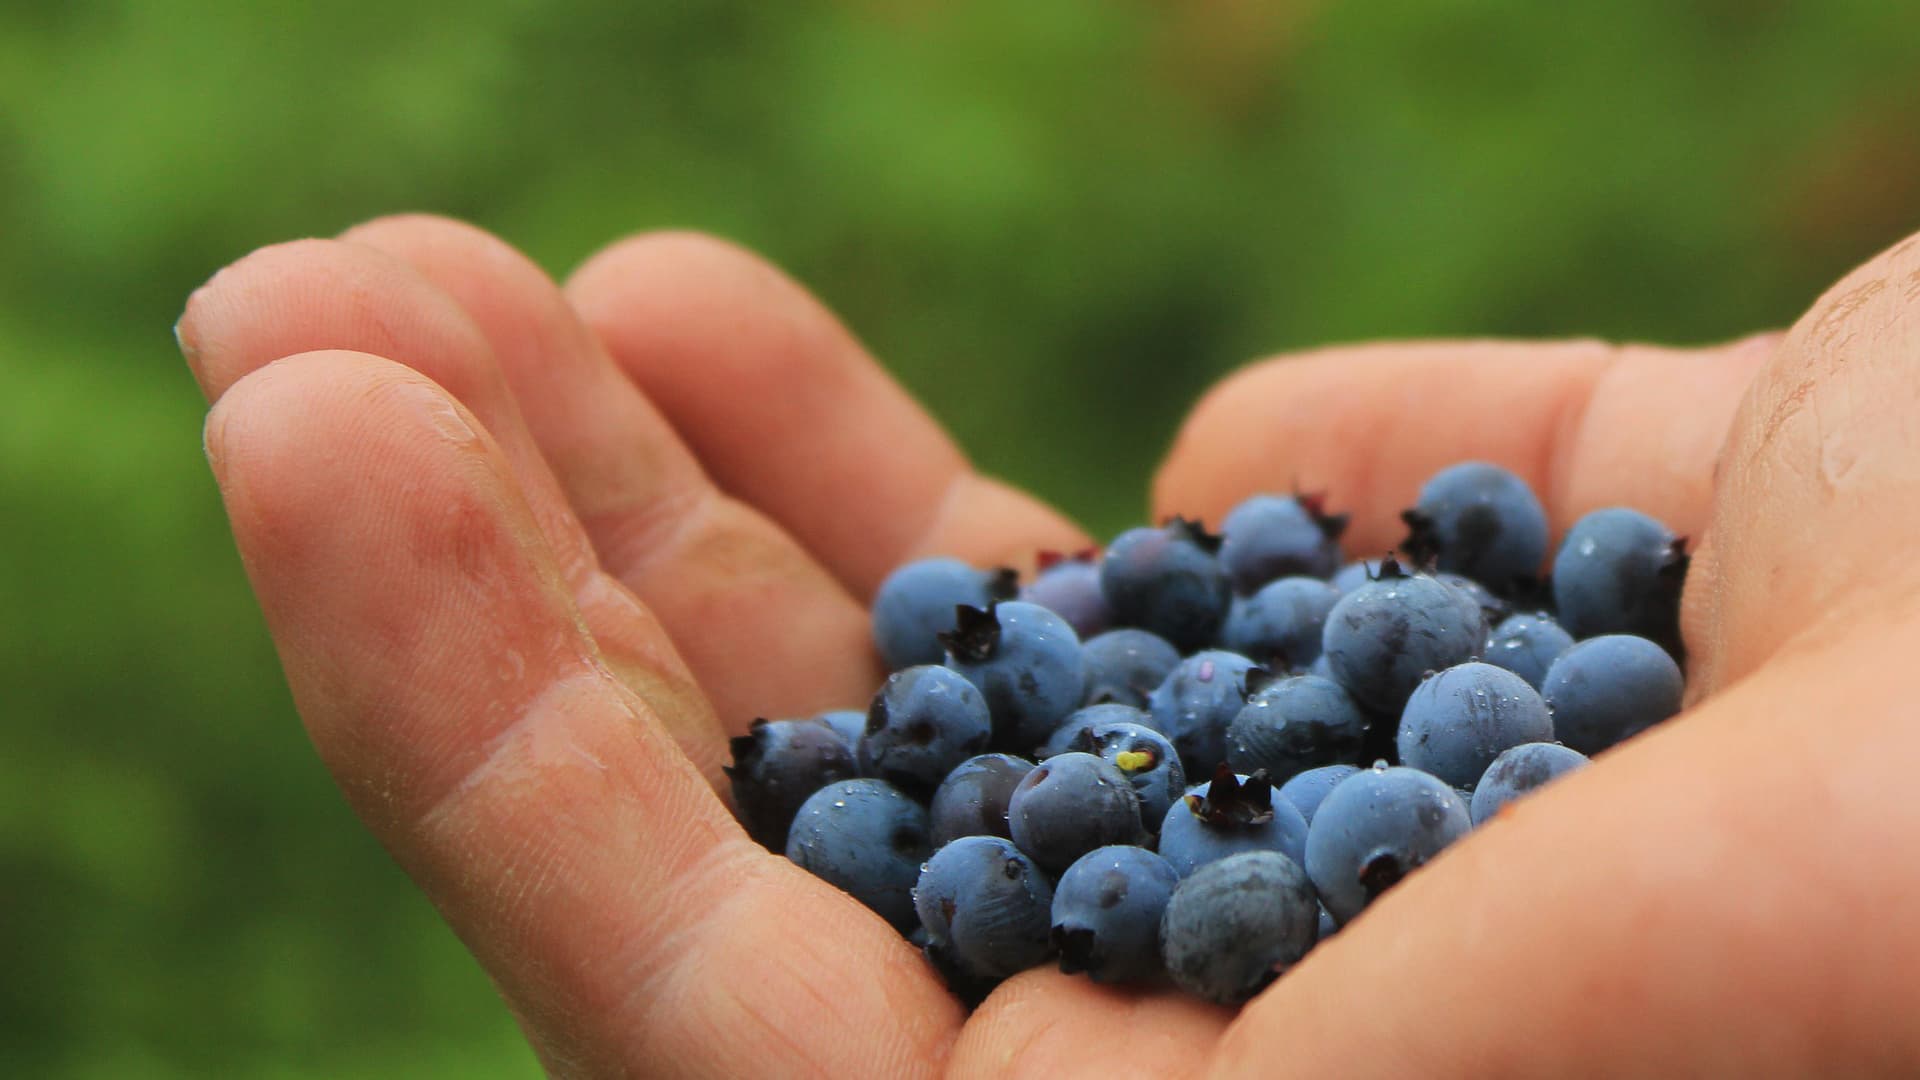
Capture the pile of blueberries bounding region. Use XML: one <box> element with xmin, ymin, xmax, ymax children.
<box><xmin>727</xmin><ymin>462</ymin><xmax>1688</xmax><ymax>1005</ymax></box>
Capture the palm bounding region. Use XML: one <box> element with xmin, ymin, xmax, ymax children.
<box><xmin>182</xmin><ymin>217</ymin><xmax>1920</xmax><ymax>1077</ymax></box>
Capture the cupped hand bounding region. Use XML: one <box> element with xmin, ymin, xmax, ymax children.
<box><xmin>177</xmin><ymin>218</ymin><xmax>1920</xmax><ymax>1077</ymax></box>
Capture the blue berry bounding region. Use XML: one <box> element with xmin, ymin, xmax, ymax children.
<box><xmin>1433</xmin><ymin>571</ymin><xmax>1508</xmax><ymax>631</ymax></box>
<box><xmin>871</xmin><ymin>558</ymin><xmax>1016</xmax><ymax>670</ymax></box>
<box><xmin>1039</xmin><ymin>703</ymin><xmax>1154</xmax><ymax>756</ymax></box>
<box><xmin>1159</xmin><ymin>851</ymin><xmax>1320</xmax><ymax>1004</ymax></box>
<box><xmin>915</xmin><ymin>835</ymin><xmax>1054</xmax><ymax>980</ymax></box>
<box><xmin>725</xmin><ymin>717</ymin><xmax>859</xmax><ymax>850</ymax></box>
<box><xmin>786</xmin><ymin>779</ymin><xmax>931</xmax><ymax>933</ymax></box>
<box><xmin>859</xmin><ymin>665</ymin><xmax>992</xmax><ymax>796</ymax></box>
<box><xmin>1079</xmin><ymin>628</ymin><xmax>1182</xmax><ymax>708</ymax></box>
<box><xmin>1099</xmin><ymin>519</ymin><xmax>1233</xmax><ymax>651</ymax></box>
<box><xmin>1226</xmin><ymin>673</ymin><xmax>1369</xmax><ymax>783</ymax></box>
<box><xmin>1470</xmin><ymin>742</ymin><xmax>1589</xmax><ymax>824</ymax></box>
<box><xmin>942</xmin><ymin>601</ymin><xmax>1085</xmax><ymax>754</ymax></box>
<box><xmin>1551</xmin><ymin>508</ymin><xmax>1689</xmax><ymax>653</ymax></box>
<box><xmin>817</xmin><ymin>709</ymin><xmax>869</xmax><ymax>750</ymax></box>
<box><xmin>1006</xmin><ymin>752</ymin><xmax>1145</xmax><ymax>873</ymax></box>
<box><xmin>1399</xmin><ymin>462</ymin><xmax>1549</xmax><ymax>590</ymax></box>
<box><xmin>1042</xmin><ymin>715</ymin><xmax>1186</xmax><ymax>829</ymax></box>
<box><xmin>1321</xmin><ymin>559</ymin><xmax>1485</xmax><ymax>715</ymax></box>
<box><xmin>1306</xmin><ymin>765</ymin><xmax>1470</xmax><ymax>924</ymax></box>
<box><xmin>1396</xmin><ymin>661</ymin><xmax>1554</xmax><ymax>790</ymax></box>
<box><xmin>1146</xmin><ymin>650</ymin><xmax>1266</xmax><ymax>780</ymax></box>
<box><xmin>1157</xmin><ymin>768</ymin><xmax>1310</xmax><ymax>877</ymax></box>
<box><xmin>1051</xmin><ymin>845</ymin><xmax>1180</xmax><ymax>984</ymax></box>
<box><xmin>1277</xmin><ymin>764</ymin><xmax>1361</xmax><ymax>825</ymax></box>
<box><xmin>1483</xmin><ymin>613</ymin><xmax>1574</xmax><ymax>690</ymax></box>
<box><xmin>1223</xmin><ymin>576</ymin><xmax>1341</xmax><ymax>668</ymax></box>
<box><xmin>1217</xmin><ymin>493</ymin><xmax>1348</xmax><ymax>593</ymax></box>
<box><xmin>928</xmin><ymin>753</ymin><xmax>1035</xmax><ymax>846</ymax></box>
<box><xmin>1541</xmin><ymin>634</ymin><xmax>1684</xmax><ymax>755</ymax></box>
<box><xmin>1020</xmin><ymin>551</ymin><xmax>1111</xmax><ymax>638</ymax></box>
<box><xmin>1330</xmin><ymin>558</ymin><xmax>1385</xmax><ymax>596</ymax></box>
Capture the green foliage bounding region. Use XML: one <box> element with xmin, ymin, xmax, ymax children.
<box><xmin>3</xmin><ymin>2</ymin><xmax>1917</xmax><ymax>1073</ymax></box>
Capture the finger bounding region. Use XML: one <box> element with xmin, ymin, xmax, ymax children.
<box><xmin>208</xmin><ymin>351</ymin><xmax>962</xmax><ymax>1076</ymax></box>
<box><xmin>337</xmin><ymin>215</ymin><xmax>879</xmax><ymax>729</ymax></box>
<box><xmin>951</xmin><ymin>970</ymin><xmax>1231</xmax><ymax>1078</ymax></box>
<box><xmin>1208</xmin><ymin>612</ymin><xmax>1920</xmax><ymax>1077</ymax></box>
<box><xmin>565</xmin><ymin>231</ymin><xmax>1087</xmax><ymax>595</ymax></box>
<box><xmin>175</xmin><ymin>239</ymin><xmax>725</xmax><ymax>780</ymax></box>
<box><xmin>1152</xmin><ymin>335</ymin><xmax>1775</xmax><ymax>557</ymax></box>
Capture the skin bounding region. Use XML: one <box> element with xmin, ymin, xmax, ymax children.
<box><xmin>175</xmin><ymin>215</ymin><xmax>1920</xmax><ymax>1077</ymax></box>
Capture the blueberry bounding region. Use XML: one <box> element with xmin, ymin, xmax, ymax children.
<box><xmin>872</xmin><ymin>558</ymin><xmax>1017</xmax><ymax>670</ymax></box>
<box><xmin>1483</xmin><ymin>613</ymin><xmax>1574</xmax><ymax>690</ymax></box>
<box><xmin>942</xmin><ymin>601</ymin><xmax>1086</xmax><ymax>753</ymax></box>
<box><xmin>1006</xmin><ymin>752</ymin><xmax>1145</xmax><ymax>873</ymax></box>
<box><xmin>1146</xmin><ymin>650</ymin><xmax>1267</xmax><ymax>780</ymax></box>
<box><xmin>1306</xmin><ymin>765</ymin><xmax>1471</xmax><ymax>925</ymax></box>
<box><xmin>1079</xmin><ymin>628</ymin><xmax>1182</xmax><ymax>708</ymax></box>
<box><xmin>1395</xmin><ymin>661</ymin><xmax>1554</xmax><ymax>790</ymax></box>
<box><xmin>1541</xmin><ymin>634</ymin><xmax>1684</xmax><ymax>755</ymax></box>
<box><xmin>1329</xmin><ymin>558</ymin><xmax>1385</xmax><ymax>596</ymax></box>
<box><xmin>1470</xmin><ymin>742</ymin><xmax>1589</xmax><ymax>824</ymax></box>
<box><xmin>1020</xmin><ymin>551</ymin><xmax>1111</xmax><ymax>638</ymax></box>
<box><xmin>1157</xmin><ymin>768</ymin><xmax>1310</xmax><ymax>877</ymax></box>
<box><xmin>786</xmin><ymin>779</ymin><xmax>931</xmax><ymax>933</ymax></box>
<box><xmin>1217</xmin><ymin>493</ymin><xmax>1348</xmax><ymax>593</ymax></box>
<box><xmin>1398</xmin><ymin>462</ymin><xmax>1549</xmax><ymax>591</ymax></box>
<box><xmin>1321</xmin><ymin>559</ymin><xmax>1485</xmax><ymax>715</ymax></box>
<box><xmin>1041</xmin><ymin>716</ymin><xmax>1186</xmax><ymax>829</ymax></box>
<box><xmin>1315</xmin><ymin>904</ymin><xmax>1339</xmax><ymax>943</ymax></box>
<box><xmin>915</xmin><ymin>836</ymin><xmax>1055</xmax><ymax>981</ymax></box>
<box><xmin>859</xmin><ymin>666</ymin><xmax>993</xmax><ymax>796</ymax></box>
<box><xmin>1551</xmin><ymin>508</ymin><xmax>1689</xmax><ymax>654</ymax></box>
<box><xmin>1159</xmin><ymin>851</ymin><xmax>1320</xmax><ymax>1005</ymax></box>
<box><xmin>928</xmin><ymin>753</ymin><xmax>1036</xmax><ymax>847</ymax></box>
<box><xmin>816</xmin><ymin>709</ymin><xmax>869</xmax><ymax>750</ymax></box>
<box><xmin>725</xmin><ymin>717</ymin><xmax>860</xmax><ymax>850</ymax></box>
<box><xmin>1039</xmin><ymin>703</ymin><xmax>1154</xmax><ymax>757</ymax></box>
<box><xmin>1276</xmin><ymin>764</ymin><xmax>1361</xmax><ymax>825</ymax></box>
<box><xmin>1222</xmin><ymin>576</ymin><xmax>1341</xmax><ymax>668</ymax></box>
<box><xmin>1099</xmin><ymin>519</ymin><xmax>1233</xmax><ymax>651</ymax></box>
<box><xmin>1051</xmin><ymin>845</ymin><xmax>1180</xmax><ymax>984</ymax></box>
<box><xmin>1226</xmin><ymin>673</ymin><xmax>1369</xmax><ymax>783</ymax></box>
<box><xmin>1432</xmin><ymin>571</ymin><xmax>1509</xmax><ymax>630</ymax></box>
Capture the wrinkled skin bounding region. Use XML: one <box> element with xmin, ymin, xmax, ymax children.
<box><xmin>177</xmin><ymin>216</ymin><xmax>1920</xmax><ymax>1077</ymax></box>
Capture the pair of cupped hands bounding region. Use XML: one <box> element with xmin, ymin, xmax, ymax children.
<box><xmin>177</xmin><ymin>216</ymin><xmax>1920</xmax><ymax>1077</ymax></box>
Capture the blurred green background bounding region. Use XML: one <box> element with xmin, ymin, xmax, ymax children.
<box><xmin>4</xmin><ymin>1</ymin><xmax>1917</xmax><ymax>1074</ymax></box>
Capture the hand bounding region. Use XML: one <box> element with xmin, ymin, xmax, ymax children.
<box><xmin>177</xmin><ymin>217</ymin><xmax>1920</xmax><ymax>1077</ymax></box>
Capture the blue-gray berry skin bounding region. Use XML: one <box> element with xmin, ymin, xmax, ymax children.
<box><xmin>1020</xmin><ymin>553</ymin><xmax>1111</xmax><ymax>639</ymax></box>
<box><xmin>1322</xmin><ymin>561</ymin><xmax>1484</xmax><ymax>715</ymax></box>
<box><xmin>1277</xmin><ymin>764</ymin><xmax>1361</xmax><ymax>825</ymax></box>
<box><xmin>786</xmin><ymin>779</ymin><xmax>931</xmax><ymax>933</ymax></box>
<box><xmin>817</xmin><ymin>709</ymin><xmax>869</xmax><ymax>750</ymax></box>
<box><xmin>1159</xmin><ymin>851</ymin><xmax>1320</xmax><ymax>1005</ymax></box>
<box><xmin>1551</xmin><ymin>508</ymin><xmax>1689</xmax><ymax>654</ymax></box>
<box><xmin>1542</xmin><ymin>634</ymin><xmax>1684</xmax><ymax>755</ymax></box>
<box><xmin>915</xmin><ymin>836</ymin><xmax>1055</xmax><ymax>980</ymax></box>
<box><xmin>1396</xmin><ymin>662</ymin><xmax>1554</xmax><ymax>790</ymax></box>
<box><xmin>872</xmin><ymin>558</ymin><xmax>1015</xmax><ymax>670</ymax></box>
<box><xmin>1051</xmin><ymin>845</ymin><xmax>1180</xmax><ymax>984</ymax></box>
<box><xmin>928</xmin><ymin>753</ymin><xmax>1035</xmax><ymax>847</ymax></box>
<box><xmin>1223</xmin><ymin>576</ymin><xmax>1341</xmax><ymax>668</ymax></box>
<box><xmin>1226</xmin><ymin>674</ymin><xmax>1369</xmax><ymax>783</ymax></box>
<box><xmin>1315</xmin><ymin>904</ymin><xmax>1339</xmax><ymax>943</ymax></box>
<box><xmin>1099</xmin><ymin>520</ymin><xmax>1233</xmax><ymax>651</ymax></box>
<box><xmin>726</xmin><ymin>717</ymin><xmax>860</xmax><ymax>850</ymax></box>
<box><xmin>1006</xmin><ymin>752</ymin><xmax>1145</xmax><ymax>873</ymax></box>
<box><xmin>1330</xmin><ymin>559</ymin><xmax>1385</xmax><ymax>596</ymax></box>
<box><xmin>942</xmin><ymin>601</ymin><xmax>1086</xmax><ymax>754</ymax></box>
<box><xmin>859</xmin><ymin>666</ymin><xmax>992</xmax><ymax>796</ymax></box>
<box><xmin>1306</xmin><ymin>766</ymin><xmax>1471</xmax><ymax>925</ymax></box>
<box><xmin>1042</xmin><ymin>717</ymin><xmax>1185</xmax><ymax>830</ymax></box>
<box><xmin>1157</xmin><ymin>770</ymin><xmax>1309</xmax><ymax>877</ymax></box>
<box><xmin>1040</xmin><ymin>703</ymin><xmax>1155</xmax><ymax>756</ymax></box>
<box><xmin>1484</xmin><ymin>613</ymin><xmax>1574</xmax><ymax>690</ymax></box>
<box><xmin>1080</xmin><ymin>628</ymin><xmax>1182</xmax><ymax>708</ymax></box>
<box><xmin>1433</xmin><ymin>571</ymin><xmax>1506</xmax><ymax>633</ymax></box>
<box><xmin>1217</xmin><ymin>494</ymin><xmax>1348</xmax><ymax>593</ymax></box>
<box><xmin>1147</xmin><ymin>650</ymin><xmax>1265</xmax><ymax>780</ymax></box>
<box><xmin>1400</xmin><ymin>462</ymin><xmax>1549</xmax><ymax>590</ymax></box>
<box><xmin>1470</xmin><ymin>742</ymin><xmax>1589</xmax><ymax>824</ymax></box>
